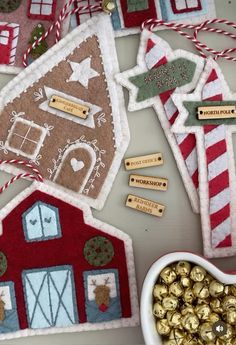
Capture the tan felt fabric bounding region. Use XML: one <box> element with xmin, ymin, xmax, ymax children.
<box><xmin>0</xmin><ymin>36</ymin><xmax>116</xmax><ymax>199</ymax></box>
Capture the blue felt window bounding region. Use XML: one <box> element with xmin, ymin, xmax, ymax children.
<box><xmin>0</xmin><ymin>281</ymin><xmax>20</xmax><ymax>334</ymax></box>
<box><xmin>22</xmin><ymin>266</ymin><xmax>78</xmax><ymax>329</ymax></box>
<box><xmin>22</xmin><ymin>201</ymin><xmax>61</xmax><ymax>242</ymax></box>
<box><xmin>83</xmin><ymin>269</ymin><xmax>122</xmax><ymax>323</ymax></box>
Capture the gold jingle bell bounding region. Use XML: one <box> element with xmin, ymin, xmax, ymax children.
<box><xmin>182</xmin><ymin>334</ymin><xmax>200</xmax><ymax>345</ymax></box>
<box><xmin>183</xmin><ymin>288</ymin><xmax>195</xmax><ymax>304</ymax></box>
<box><xmin>209</xmin><ymin>280</ymin><xmax>225</xmax><ymax>298</ymax></box>
<box><xmin>102</xmin><ymin>0</ymin><xmax>116</xmax><ymax>14</ymax></box>
<box><xmin>169</xmin><ymin>329</ymin><xmax>185</xmax><ymax>345</ymax></box>
<box><xmin>210</xmin><ymin>298</ymin><xmax>223</xmax><ymax>313</ymax></box>
<box><xmin>193</xmin><ymin>282</ymin><xmax>209</xmax><ymax>299</ymax></box>
<box><xmin>176</xmin><ymin>261</ymin><xmax>191</xmax><ymax>277</ymax></box>
<box><xmin>169</xmin><ymin>282</ymin><xmax>184</xmax><ymax>298</ymax></box>
<box><xmin>180</xmin><ymin>277</ymin><xmax>193</xmax><ymax>288</ymax></box>
<box><xmin>219</xmin><ymin>323</ymin><xmax>234</xmax><ymax>341</ymax></box>
<box><xmin>225</xmin><ymin>309</ymin><xmax>236</xmax><ymax>325</ymax></box>
<box><xmin>160</xmin><ymin>267</ymin><xmax>177</xmax><ymax>285</ymax></box>
<box><xmin>182</xmin><ymin>313</ymin><xmax>199</xmax><ymax>333</ymax></box>
<box><xmin>195</xmin><ymin>304</ymin><xmax>211</xmax><ymax>321</ymax></box>
<box><xmin>167</xmin><ymin>311</ymin><xmax>182</xmax><ymax>329</ymax></box>
<box><xmin>222</xmin><ymin>295</ymin><xmax>236</xmax><ymax>310</ymax></box>
<box><xmin>153</xmin><ymin>284</ymin><xmax>168</xmax><ymax>301</ymax></box>
<box><xmin>199</xmin><ymin>322</ymin><xmax>216</xmax><ymax>342</ymax></box>
<box><xmin>156</xmin><ymin>319</ymin><xmax>171</xmax><ymax>336</ymax></box>
<box><xmin>153</xmin><ymin>302</ymin><xmax>166</xmax><ymax>319</ymax></box>
<box><xmin>190</xmin><ymin>266</ymin><xmax>206</xmax><ymax>282</ymax></box>
<box><xmin>181</xmin><ymin>305</ymin><xmax>195</xmax><ymax>316</ymax></box>
<box><xmin>207</xmin><ymin>312</ymin><xmax>220</xmax><ymax>324</ymax></box>
<box><xmin>162</xmin><ymin>296</ymin><xmax>178</xmax><ymax>311</ymax></box>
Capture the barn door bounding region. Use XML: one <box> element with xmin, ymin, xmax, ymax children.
<box><xmin>54</xmin><ymin>144</ymin><xmax>96</xmax><ymax>193</ymax></box>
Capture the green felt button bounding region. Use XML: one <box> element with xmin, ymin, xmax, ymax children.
<box><xmin>84</xmin><ymin>236</ymin><xmax>114</xmax><ymax>267</ymax></box>
<box><xmin>0</xmin><ymin>0</ymin><xmax>22</xmax><ymax>13</ymax></box>
<box><xmin>129</xmin><ymin>58</ymin><xmax>196</xmax><ymax>102</ymax></box>
<box><xmin>184</xmin><ymin>101</ymin><xmax>236</xmax><ymax>126</ymax></box>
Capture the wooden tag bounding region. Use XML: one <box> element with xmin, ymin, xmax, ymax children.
<box><xmin>126</xmin><ymin>194</ymin><xmax>165</xmax><ymax>217</ymax></box>
<box><xmin>129</xmin><ymin>174</ymin><xmax>168</xmax><ymax>191</ymax></box>
<box><xmin>49</xmin><ymin>95</ymin><xmax>90</xmax><ymax>119</ymax></box>
<box><xmin>198</xmin><ymin>105</ymin><xmax>236</xmax><ymax>120</ymax></box>
<box><xmin>124</xmin><ymin>153</ymin><xmax>163</xmax><ymax>171</ymax></box>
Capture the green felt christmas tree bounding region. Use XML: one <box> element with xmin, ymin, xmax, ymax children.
<box><xmin>0</xmin><ymin>0</ymin><xmax>22</xmax><ymax>12</ymax></box>
<box><xmin>29</xmin><ymin>23</ymin><xmax>48</xmax><ymax>60</ymax></box>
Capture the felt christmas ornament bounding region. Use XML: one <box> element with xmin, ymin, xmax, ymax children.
<box><xmin>115</xmin><ymin>29</ymin><xmax>204</xmax><ymax>213</ymax></box>
<box><xmin>70</xmin><ymin>0</ymin><xmax>216</xmax><ymax>37</ymax></box>
<box><xmin>172</xmin><ymin>58</ymin><xmax>236</xmax><ymax>258</ymax></box>
<box><xmin>0</xmin><ymin>14</ymin><xmax>130</xmax><ymax>210</ymax></box>
<box><xmin>0</xmin><ymin>180</ymin><xmax>139</xmax><ymax>340</ymax></box>
<box><xmin>0</xmin><ymin>0</ymin><xmax>69</xmax><ymax>74</ymax></box>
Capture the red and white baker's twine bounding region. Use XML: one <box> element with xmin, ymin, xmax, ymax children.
<box><xmin>0</xmin><ymin>160</ymin><xmax>43</xmax><ymax>194</ymax></box>
<box><xmin>23</xmin><ymin>0</ymin><xmax>103</xmax><ymax>67</ymax></box>
<box><xmin>141</xmin><ymin>18</ymin><xmax>236</xmax><ymax>62</ymax></box>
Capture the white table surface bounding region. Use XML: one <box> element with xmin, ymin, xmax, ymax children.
<box><xmin>0</xmin><ymin>0</ymin><xmax>236</xmax><ymax>344</ymax></box>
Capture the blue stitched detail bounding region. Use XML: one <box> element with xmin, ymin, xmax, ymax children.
<box><xmin>22</xmin><ymin>266</ymin><xmax>78</xmax><ymax>329</ymax></box>
<box><xmin>111</xmin><ymin>0</ymin><xmax>122</xmax><ymax>30</ymax></box>
<box><xmin>0</xmin><ymin>282</ymin><xmax>20</xmax><ymax>334</ymax></box>
<box><xmin>22</xmin><ymin>201</ymin><xmax>62</xmax><ymax>242</ymax></box>
<box><xmin>160</xmin><ymin>0</ymin><xmax>207</xmax><ymax>21</ymax></box>
<box><xmin>83</xmin><ymin>269</ymin><xmax>122</xmax><ymax>323</ymax></box>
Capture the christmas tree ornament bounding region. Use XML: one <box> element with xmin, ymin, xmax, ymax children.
<box><xmin>116</xmin><ymin>29</ymin><xmax>204</xmax><ymax>213</ymax></box>
<box><xmin>0</xmin><ymin>173</ymin><xmax>138</xmax><ymax>340</ymax></box>
<box><xmin>70</xmin><ymin>0</ymin><xmax>216</xmax><ymax>37</ymax></box>
<box><xmin>0</xmin><ymin>14</ymin><xmax>130</xmax><ymax>210</ymax></box>
<box><xmin>0</xmin><ymin>0</ymin><xmax>70</xmax><ymax>74</ymax></box>
<box><xmin>172</xmin><ymin>58</ymin><xmax>236</xmax><ymax>258</ymax></box>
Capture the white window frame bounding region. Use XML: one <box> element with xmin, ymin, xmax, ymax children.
<box><xmin>174</xmin><ymin>0</ymin><xmax>201</xmax><ymax>11</ymax></box>
<box><xmin>28</xmin><ymin>0</ymin><xmax>55</xmax><ymax>18</ymax></box>
<box><xmin>5</xmin><ymin>118</ymin><xmax>47</xmax><ymax>160</ymax></box>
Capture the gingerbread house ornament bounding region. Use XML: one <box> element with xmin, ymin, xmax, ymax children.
<box><xmin>0</xmin><ymin>181</ymin><xmax>139</xmax><ymax>340</ymax></box>
<box><xmin>0</xmin><ymin>14</ymin><xmax>130</xmax><ymax>210</ymax></box>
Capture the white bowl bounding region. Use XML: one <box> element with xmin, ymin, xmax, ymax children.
<box><xmin>140</xmin><ymin>252</ymin><xmax>236</xmax><ymax>345</ymax></box>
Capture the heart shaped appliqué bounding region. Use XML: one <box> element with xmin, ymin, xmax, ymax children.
<box><xmin>70</xmin><ymin>158</ymin><xmax>85</xmax><ymax>172</ymax></box>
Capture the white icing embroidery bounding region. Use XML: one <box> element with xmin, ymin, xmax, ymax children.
<box><xmin>29</xmin><ymin>154</ymin><xmax>42</xmax><ymax>166</ymax></box>
<box><xmin>39</xmin><ymin>86</ymin><xmax>102</xmax><ymax>129</ymax></box>
<box><xmin>33</xmin><ymin>88</ymin><xmax>44</xmax><ymax>102</ymax></box>
<box><xmin>97</xmin><ymin>112</ymin><xmax>107</xmax><ymax>127</ymax></box>
<box><xmin>0</xmin><ymin>141</ymin><xmax>8</xmax><ymax>154</ymax></box>
<box><xmin>44</xmin><ymin>123</ymin><xmax>54</xmax><ymax>136</ymax></box>
<box><xmin>10</xmin><ymin>111</ymin><xmax>25</xmax><ymax>123</ymax></box>
<box><xmin>67</xmin><ymin>57</ymin><xmax>100</xmax><ymax>88</ymax></box>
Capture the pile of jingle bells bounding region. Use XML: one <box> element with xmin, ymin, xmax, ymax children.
<box><xmin>153</xmin><ymin>261</ymin><xmax>236</xmax><ymax>344</ymax></box>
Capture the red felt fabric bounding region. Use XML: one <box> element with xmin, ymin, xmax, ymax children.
<box><xmin>208</xmin><ymin>170</ymin><xmax>229</xmax><ymax>198</ymax></box>
<box><xmin>170</xmin><ymin>0</ymin><xmax>202</xmax><ymax>14</ymax></box>
<box><xmin>0</xmin><ymin>190</ymin><xmax>132</xmax><ymax>329</ymax></box>
<box><xmin>27</xmin><ymin>0</ymin><xmax>57</xmax><ymax>21</ymax></box>
<box><xmin>120</xmin><ymin>0</ymin><xmax>158</xmax><ymax>28</ymax></box>
<box><xmin>216</xmin><ymin>234</ymin><xmax>232</xmax><ymax>248</ymax></box>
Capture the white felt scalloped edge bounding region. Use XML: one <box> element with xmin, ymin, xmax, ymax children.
<box><xmin>0</xmin><ymin>181</ymin><xmax>139</xmax><ymax>340</ymax></box>
<box><xmin>0</xmin><ymin>14</ymin><xmax>130</xmax><ymax>211</ymax></box>
<box><xmin>172</xmin><ymin>57</ymin><xmax>236</xmax><ymax>258</ymax></box>
<box><xmin>115</xmin><ymin>29</ymin><xmax>205</xmax><ymax>213</ymax></box>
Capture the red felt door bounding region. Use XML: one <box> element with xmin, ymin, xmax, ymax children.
<box><xmin>0</xmin><ymin>26</ymin><xmax>13</xmax><ymax>65</ymax></box>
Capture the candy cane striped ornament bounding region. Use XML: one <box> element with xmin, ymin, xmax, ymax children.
<box><xmin>145</xmin><ymin>38</ymin><xmax>199</xmax><ymax>191</ymax></box>
<box><xmin>202</xmin><ymin>69</ymin><xmax>232</xmax><ymax>249</ymax></box>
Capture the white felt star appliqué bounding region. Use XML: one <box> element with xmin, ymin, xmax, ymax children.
<box><xmin>116</xmin><ymin>29</ymin><xmax>204</xmax><ymax>213</ymax></box>
<box><xmin>172</xmin><ymin>58</ymin><xmax>236</xmax><ymax>259</ymax></box>
<box><xmin>67</xmin><ymin>57</ymin><xmax>100</xmax><ymax>88</ymax></box>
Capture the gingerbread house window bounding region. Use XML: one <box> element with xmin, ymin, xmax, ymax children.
<box><xmin>0</xmin><ymin>23</ymin><xmax>19</xmax><ymax>65</ymax></box>
<box><xmin>28</xmin><ymin>0</ymin><xmax>57</xmax><ymax>21</ymax></box>
<box><xmin>5</xmin><ymin>118</ymin><xmax>47</xmax><ymax>160</ymax></box>
<box><xmin>171</xmin><ymin>0</ymin><xmax>202</xmax><ymax>14</ymax></box>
